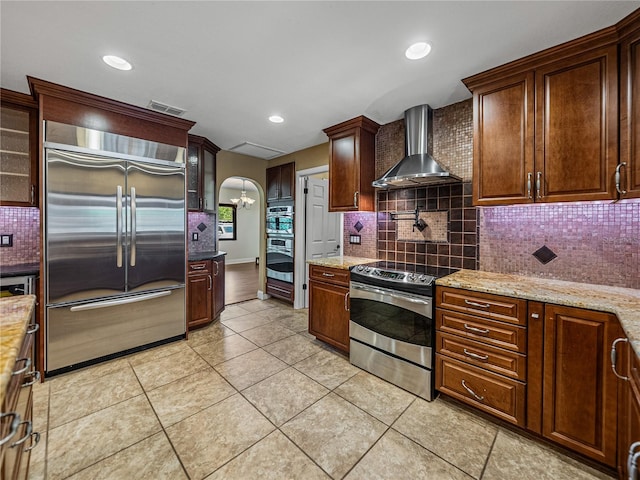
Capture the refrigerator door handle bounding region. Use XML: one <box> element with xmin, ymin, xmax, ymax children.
<box><xmin>130</xmin><ymin>186</ymin><xmax>137</xmax><ymax>267</ymax></box>
<box><xmin>116</xmin><ymin>185</ymin><xmax>123</xmax><ymax>268</ymax></box>
<box><xmin>69</xmin><ymin>290</ymin><xmax>172</xmax><ymax>312</ymax></box>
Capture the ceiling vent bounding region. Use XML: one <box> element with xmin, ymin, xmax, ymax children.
<box><xmin>147</xmin><ymin>100</ymin><xmax>186</xmax><ymax>117</ymax></box>
<box><xmin>228</xmin><ymin>142</ymin><xmax>286</xmax><ymax>160</ymax></box>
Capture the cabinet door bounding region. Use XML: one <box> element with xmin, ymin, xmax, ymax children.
<box><xmin>620</xmin><ymin>26</ymin><xmax>640</xmax><ymax>198</ymax></box>
<box><xmin>542</xmin><ymin>304</ymin><xmax>619</xmax><ymax>466</ymax></box>
<box><xmin>186</xmin><ymin>142</ymin><xmax>202</xmax><ymax>211</ymax></box>
<box><xmin>472</xmin><ymin>72</ymin><xmax>534</xmax><ymax>205</ymax></box>
<box><xmin>278</xmin><ymin>162</ymin><xmax>295</xmax><ymax>201</ymax></box>
<box><xmin>308</xmin><ymin>279</ymin><xmax>349</xmax><ymax>352</ymax></box>
<box><xmin>0</xmin><ymin>97</ymin><xmax>38</xmax><ymax>206</ymax></box>
<box><xmin>212</xmin><ymin>257</ymin><xmax>225</xmax><ymax>319</ymax></box>
<box><xmin>202</xmin><ymin>147</ymin><xmax>216</xmax><ymax>212</ymax></box>
<box><xmin>535</xmin><ymin>45</ymin><xmax>618</xmax><ymax>202</ymax></box>
<box><xmin>328</xmin><ymin>129</ymin><xmax>359</xmax><ymax>212</ymax></box>
<box><xmin>187</xmin><ymin>271</ymin><xmax>212</xmax><ymax>328</ymax></box>
<box><xmin>266</xmin><ymin>166</ymin><xmax>280</xmax><ymax>202</ymax></box>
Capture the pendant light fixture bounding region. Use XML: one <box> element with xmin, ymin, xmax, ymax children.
<box><xmin>230</xmin><ymin>179</ymin><xmax>256</xmax><ymax>209</ymax></box>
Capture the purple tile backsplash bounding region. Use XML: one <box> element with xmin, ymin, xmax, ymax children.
<box><xmin>0</xmin><ymin>207</ymin><xmax>40</xmax><ymax>266</ymax></box>
<box><xmin>479</xmin><ymin>200</ymin><xmax>640</xmax><ymax>289</ymax></box>
<box><xmin>187</xmin><ymin>212</ymin><xmax>216</xmax><ymax>253</ymax></box>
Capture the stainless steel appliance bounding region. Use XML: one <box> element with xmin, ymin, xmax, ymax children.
<box><xmin>0</xmin><ymin>275</ymin><xmax>35</xmax><ymax>297</ymax></box>
<box><xmin>44</xmin><ymin>122</ymin><xmax>187</xmax><ymax>374</ymax></box>
<box><xmin>266</xmin><ymin>236</ymin><xmax>294</xmax><ymax>283</ymax></box>
<box><xmin>266</xmin><ymin>205</ymin><xmax>294</xmax><ymax>235</ymax></box>
<box><xmin>349</xmin><ymin>261</ymin><xmax>455</xmax><ymax>400</ymax></box>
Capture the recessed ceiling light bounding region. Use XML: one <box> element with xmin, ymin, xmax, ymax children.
<box><xmin>405</xmin><ymin>42</ymin><xmax>432</xmax><ymax>60</ymax></box>
<box><xmin>102</xmin><ymin>55</ymin><xmax>133</xmax><ymax>71</ymax></box>
<box><xmin>269</xmin><ymin>115</ymin><xmax>284</xmax><ymax>124</ymax></box>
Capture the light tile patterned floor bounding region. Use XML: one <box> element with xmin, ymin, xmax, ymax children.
<box><xmin>28</xmin><ymin>299</ymin><xmax>615</xmax><ymax>480</ymax></box>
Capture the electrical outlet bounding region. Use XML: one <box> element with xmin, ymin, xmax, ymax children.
<box><xmin>0</xmin><ymin>234</ymin><xmax>13</xmax><ymax>247</ymax></box>
<box><xmin>349</xmin><ymin>235</ymin><xmax>361</xmax><ymax>244</ymax></box>
<box><xmin>191</xmin><ymin>232</ymin><xmax>199</xmax><ymax>241</ymax></box>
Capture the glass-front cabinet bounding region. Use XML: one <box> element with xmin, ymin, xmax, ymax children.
<box><xmin>187</xmin><ymin>134</ymin><xmax>220</xmax><ymax>212</ymax></box>
<box><xmin>0</xmin><ymin>89</ymin><xmax>38</xmax><ymax>206</ymax></box>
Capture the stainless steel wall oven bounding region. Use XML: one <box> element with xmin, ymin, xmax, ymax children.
<box><xmin>266</xmin><ymin>236</ymin><xmax>294</xmax><ymax>283</ymax></box>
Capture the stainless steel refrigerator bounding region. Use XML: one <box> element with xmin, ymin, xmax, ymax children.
<box><xmin>44</xmin><ymin>122</ymin><xmax>187</xmax><ymax>374</ymax></box>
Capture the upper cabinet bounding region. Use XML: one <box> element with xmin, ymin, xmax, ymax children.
<box><xmin>464</xmin><ymin>11</ymin><xmax>640</xmax><ymax>206</ymax></box>
<box><xmin>187</xmin><ymin>134</ymin><xmax>221</xmax><ymax>212</ymax></box>
<box><xmin>323</xmin><ymin>116</ymin><xmax>380</xmax><ymax>212</ymax></box>
<box><xmin>619</xmin><ymin>10</ymin><xmax>640</xmax><ymax>199</ymax></box>
<box><xmin>0</xmin><ymin>89</ymin><xmax>38</xmax><ymax>206</ymax></box>
<box><xmin>266</xmin><ymin>161</ymin><xmax>295</xmax><ymax>203</ymax></box>
<box><xmin>465</xmin><ymin>35</ymin><xmax>619</xmax><ymax>206</ymax></box>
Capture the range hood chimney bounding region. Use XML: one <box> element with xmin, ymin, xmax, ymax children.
<box><xmin>372</xmin><ymin>104</ymin><xmax>461</xmax><ymax>188</ymax></box>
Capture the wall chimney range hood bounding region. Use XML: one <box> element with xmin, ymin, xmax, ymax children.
<box><xmin>372</xmin><ymin>104</ymin><xmax>461</xmax><ymax>188</ymax></box>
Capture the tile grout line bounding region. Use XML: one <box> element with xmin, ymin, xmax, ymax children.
<box><xmin>478</xmin><ymin>426</ymin><xmax>500</xmax><ymax>479</ymax></box>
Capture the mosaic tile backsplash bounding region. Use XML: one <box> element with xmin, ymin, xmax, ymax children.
<box><xmin>187</xmin><ymin>212</ymin><xmax>216</xmax><ymax>253</ymax></box>
<box><xmin>0</xmin><ymin>207</ymin><xmax>40</xmax><ymax>266</ymax></box>
<box><xmin>343</xmin><ymin>212</ymin><xmax>377</xmax><ymax>259</ymax></box>
<box><xmin>479</xmin><ymin>199</ymin><xmax>640</xmax><ymax>289</ymax></box>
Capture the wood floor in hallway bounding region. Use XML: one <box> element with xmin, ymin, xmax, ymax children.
<box><xmin>225</xmin><ymin>261</ymin><xmax>259</xmax><ymax>305</ymax></box>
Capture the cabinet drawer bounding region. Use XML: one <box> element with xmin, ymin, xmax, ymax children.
<box><xmin>309</xmin><ymin>264</ymin><xmax>350</xmax><ymax>286</ymax></box>
<box><xmin>436</xmin><ymin>287</ymin><xmax>527</xmax><ymax>325</ymax></box>
<box><xmin>436</xmin><ymin>308</ymin><xmax>526</xmax><ymax>353</ymax></box>
<box><xmin>436</xmin><ymin>354</ymin><xmax>526</xmax><ymax>427</ymax></box>
<box><xmin>189</xmin><ymin>261</ymin><xmax>211</xmax><ymax>274</ymax></box>
<box><xmin>436</xmin><ymin>331</ymin><xmax>526</xmax><ymax>381</ymax></box>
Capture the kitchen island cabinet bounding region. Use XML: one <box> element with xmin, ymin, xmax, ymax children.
<box><xmin>436</xmin><ymin>270</ymin><xmax>640</xmax><ymax>471</ymax></box>
<box><xmin>615</xmin><ymin>329</ymin><xmax>640</xmax><ymax>479</ymax></box>
<box><xmin>323</xmin><ymin>116</ymin><xmax>380</xmax><ymax>212</ymax></box>
<box><xmin>0</xmin><ymin>295</ymin><xmax>39</xmax><ymax>480</ymax></box>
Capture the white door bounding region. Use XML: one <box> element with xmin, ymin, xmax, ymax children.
<box><xmin>306</xmin><ymin>177</ymin><xmax>341</xmax><ymax>259</ymax></box>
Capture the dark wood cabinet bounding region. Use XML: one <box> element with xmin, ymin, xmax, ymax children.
<box><xmin>308</xmin><ymin>264</ymin><xmax>350</xmax><ymax>352</ymax></box>
<box><xmin>464</xmin><ymin>25</ymin><xmax>619</xmax><ymax>205</ymax></box>
<box><xmin>619</xmin><ymin>10</ymin><xmax>640</xmax><ymax>199</ymax></box>
<box><xmin>187</xmin><ymin>257</ymin><xmax>226</xmax><ymax>330</ymax></box>
<box><xmin>212</xmin><ymin>256</ymin><xmax>225</xmax><ymax>320</ymax></box>
<box><xmin>323</xmin><ymin>116</ymin><xmax>380</xmax><ymax>212</ymax></box>
<box><xmin>0</xmin><ymin>89</ymin><xmax>38</xmax><ymax>206</ymax></box>
<box><xmin>187</xmin><ymin>135</ymin><xmax>220</xmax><ymax>212</ymax></box>
<box><xmin>540</xmin><ymin>305</ymin><xmax>619</xmax><ymax>467</ymax></box>
<box><xmin>187</xmin><ymin>261</ymin><xmax>213</xmax><ymax>329</ymax></box>
<box><xmin>266</xmin><ymin>162</ymin><xmax>295</xmax><ymax>203</ymax></box>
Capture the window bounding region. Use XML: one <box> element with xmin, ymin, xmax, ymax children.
<box><xmin>218</xmin><ymin>203</ymin><xmax>237</xmax><ymax>241</ymax></box>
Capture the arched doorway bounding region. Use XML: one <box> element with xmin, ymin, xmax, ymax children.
<box><xmin>219</xmin><ymin>177</ymin><xmax>260</xmax><ymax>304</ymax></box>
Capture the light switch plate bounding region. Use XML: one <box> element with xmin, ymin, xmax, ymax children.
<box><xmin>0</xmin><ymin>234</ymin><xmax>13</xmax><ymax>247</ymax></box>
<box><xmin>192</xmin><ymin>232</ymin><xmax>199</xmax><ymax>241</ymax></box>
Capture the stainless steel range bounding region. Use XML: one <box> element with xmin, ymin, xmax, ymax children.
<box><xmin>349</xmin><ymin>262</ymin><xmax>455</xmax><ymax>400</ymax></box>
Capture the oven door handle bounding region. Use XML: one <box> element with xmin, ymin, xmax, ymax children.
<box><xmin>350</xmin><ymin>282</ymin><xmax>432</xmax><ymax>316</ymax></box>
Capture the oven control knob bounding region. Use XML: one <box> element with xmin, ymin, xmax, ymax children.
<box><xmin>407</xmin><ymin>274</ymin><xmax>416</xmax><ymax>282</ymax></box>
<box><xmin>419</xmin><ymin>275</ymin><xmax>428</xmax><ymax>282</ymax></box>
<box><xmin>356</xmin><ymin>266</ymin><xmax>364</xmax><ymax>272</ymax></box>
<box><xmin>364</xmin><ymin>267</ymin><xmax>371</xmax><ymax>273</ymax></box>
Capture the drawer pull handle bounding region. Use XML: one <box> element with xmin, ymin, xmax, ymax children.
<box><xmin>628</xmin><ymin>442</ymin><xmax>640</xmax><ymax>478</ymax></box>
<box><xmin>463</xmin><ymin>349</ymin><xmax>489</xmax><ymax>362</ymax></box>
<box><xmin>22</xmin><ymin>370</ymin><xmax>41</xmax><ymax>387</ymax></box>
<box><xmin>12</xmin><ymin>357</ymin><xmax>31</xmax><ymax>376</ymax></box>
<box><xmin>463</xmin><ymin>324</ymin><xmax>490</xmax><ymax>335</ymax></box>
<box><xmin>10</xmin><ymin>420</ymin><xmax>32</xmax><ymax>448</ymax></box>
<box><xmin>461</xmin><ymin>380</ymin><xmax>484</xmax><ymax>402</ymax></box>
<box><xmin>23</xmin><ymin>431</ymin><xmax>41</xmax><ymax>453</ymax></box>
<box><xmin>322</xmin><ymin>272</ymin><xmax>335</xmax><ymax>277</ymax></box>
<box><xmin>27</xmin><ymin>323</ymin><xmax>39</xmax><ymax>335</ymax></box>
<box><xmin>464</xmin><ymin>299</ymin><xmax>491</xmax><ymax>309</ymax></box>
<box><xmin>0</xmin><ymin>413</ymin><xmax>21</xmax><ymax>446</ymax></box>
<box><xmin>191</xmin><ymin>264</ymin><xmax>206</xmax><ymax>270</ymax></box>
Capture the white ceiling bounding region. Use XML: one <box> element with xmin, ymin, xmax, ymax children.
<box><xmin>1</xmin><ymin>1</ymin><xmax>637</xmax><ymax>159</ymax></box>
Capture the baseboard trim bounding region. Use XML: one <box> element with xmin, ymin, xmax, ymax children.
<box><xmin>257</xmin><ymin>290</ymin><xmax>270</xmax><ymax>300</ymax></box>
<box><xmin>225</xmin><ymin>258</ymin><xmax>258</xmax><ymax>265</ymax></box>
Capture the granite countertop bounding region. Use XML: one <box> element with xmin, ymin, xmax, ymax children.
<box><xmin>0</xmin><ymin>295</ymin><xmax>36</xmax><ymax>407</ymax></box>
<box><xmin>307</xmin><ymin>256</ymin><xmax>378</xmax><ymax>270</ymax></box>
<box><xmin>188</xmin><ymin>251</ymin><xmax>227</xmax><ymax>262</ymax></box>
<box><xmin>0</xmin><ymin>263</ymin><xmax>39</xmax><ymax>278</ymax></box>
<box><xmin>436</xmin><ymin>269</ymin><xmax>640</xmax><ymax>357</ymax></box>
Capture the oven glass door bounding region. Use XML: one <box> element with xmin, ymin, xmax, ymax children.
<box><xmin>266</xmin><ymin>238</ymin><xmax>293</xmax><ymax>283</ymax></box>
<box><xmin>349</xmin><ymin>282</ymin><xmax>432</xmax><ymax>347</ymax></box>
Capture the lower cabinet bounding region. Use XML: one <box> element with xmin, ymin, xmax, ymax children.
<box><xmin>1</xmin><ymin>323</ymin><xmax>40</xmax><ymax>480</ymax></box>
<box><xmin>266</xmin><ymin>278</ymin><xmax>294</xmax><ymax>304</ymax></box>
<box><xmin>436</xmin><ymin>286</ymin><xmax>622</xmax><ymax>469</ymax></box>
<box><xmin>616</xmin><ymin>333</ymin><xmax>640</xmax><ymax>479</ymax></box>
<box><xmin>308</xmin><ymin>264</ymin><xmax>350</xmax><ymax>352</ymax></box>
<box><xmin>187</xmin><ymin>257</ymin><xmax>225</xmax><ymax>330</ymax></box>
